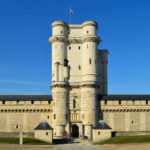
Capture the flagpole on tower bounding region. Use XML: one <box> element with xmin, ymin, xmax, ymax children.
<box><xmin>69</xmin><ymin>7</ymin><xmax>71</xmax><ymax>24</ymax></box>
<box><xmin>69</xmin><ymin>7</ymin><xmax>73</xmax><ymax>24</ymax></box>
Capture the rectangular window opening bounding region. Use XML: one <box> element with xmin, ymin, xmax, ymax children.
<box><xmin>119</xmin><ymin>100</ymin><xmax>121</xmax><ymax>105</ymax></box>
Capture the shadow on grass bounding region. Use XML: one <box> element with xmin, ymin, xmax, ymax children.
<box><xmin>0</xmin><ymin>137</ymin><xmax>52</xmax><ymax>145</ymax></box>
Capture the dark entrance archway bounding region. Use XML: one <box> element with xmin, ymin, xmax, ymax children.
<box><xmin>71</xmin><ymin>124</ymin><xmax>79</xmax><ymax>138</ymax></box>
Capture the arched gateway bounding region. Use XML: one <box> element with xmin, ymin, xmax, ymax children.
<box><xmin>71</xmin><ymin>125</ymin><xmax>79</xmax><ymax>138</ymax></box>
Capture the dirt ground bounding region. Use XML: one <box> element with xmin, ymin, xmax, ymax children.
<box><xmin>1</xmin><ymin>143</ymin><xmax>150</xmax><ymax>150</ymax></box>
<box><xmin>99</xmin><ymin>143</ymin><xmax>150</xmax><ymax>150</ymax></box>
<box><xmin>0</xmin><ymin>144</ymin><xmax>54</xmax><ymax>150</ymax></box>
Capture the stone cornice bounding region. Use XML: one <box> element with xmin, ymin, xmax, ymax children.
<box><xmin>51</xmin><ymin>84</ymin><xmax>70</xmax><ymax>89</ymax></box>
<box><xmin>49</xmin><ymin>35</ymin><xmax>101</xmax><ymax>44</ymax></box>
<box><xmin>101</xmin><ymin>105</ymin><xmax>150</xmax><ymax>112</ymax></box>
<box><xmin>49</xmin><ymin>36</ymin><xmax>67</xmax><ymax>44</ymax></box>
<box><xmin>82</xmin><ymin>35</ymin><xmax>100</xmax><ymax>44</ymax></box>
<box><xmin>80</xmin><ymin>84</ymin><xmax>99</xmax><ymax>88</ymax></box>
<box><xmin>102</xmin><ymin>108</ymin><xmax>150</xmax><ymax>112</ymax></box>
<box><xmin>0</xmin><ymin>109</ymin><xmax>51</xmax><ymax>113</ymax></box>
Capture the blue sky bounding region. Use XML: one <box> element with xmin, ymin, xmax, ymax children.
<box><xmin>0</xmin><ymin>0</ymin><xmax>150</xmax><ymax>94</ymax></box>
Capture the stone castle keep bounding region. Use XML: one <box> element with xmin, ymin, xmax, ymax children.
<box><xmin>0</xmin><ymin>20</ymin><xmax>150</xmax><ymax>142</ymax></box>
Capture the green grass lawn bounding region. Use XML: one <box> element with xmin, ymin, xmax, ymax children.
<box><xmin>95</xmin><ymin>135</ymin><xmax>150</xmax><ymax>145</ymax></box>
<box><xmin>0</xmin><ymin>137</ymin><xmax>51</xmax><ymax>145</ymax></box>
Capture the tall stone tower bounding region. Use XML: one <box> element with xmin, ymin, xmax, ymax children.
<box><xmin>49</xmin><ymin>21</ymin><xmax>108</xmax><ymax>140</ymax></box>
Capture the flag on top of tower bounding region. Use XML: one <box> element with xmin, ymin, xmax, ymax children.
<box><xmin>70</xmin><ymin>7</ymin><xmax>73</xmax><ymax>16</ymax></box>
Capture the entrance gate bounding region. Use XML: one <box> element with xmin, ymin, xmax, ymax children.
<box><xmin>71</xmin><ymin>124</ymin><xmax>79</xmax><ymax>138</ymax></box>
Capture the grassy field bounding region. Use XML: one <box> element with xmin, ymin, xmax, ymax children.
<box><xmin>0</xmin><ymin>137</ymin><xmax>51</xmax><ymax>145</ymax></box>
<box><xmin>95</xmin><ymin>135</ymin><xmax>150</xmax><ymax>145</ymax></box>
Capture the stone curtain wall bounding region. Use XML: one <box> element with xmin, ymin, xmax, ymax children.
<box><xmin>101</xmin><ymin>100</ymin><xmax>150</xmax><ymax>132</ymax></box>
<box><xmin>0</xmin><ymin>101</ymin><xmax>52</xmax><ymax>135</ymax></box>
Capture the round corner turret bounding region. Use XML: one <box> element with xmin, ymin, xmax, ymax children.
<box><xmin>82</xmin><ymin>21</ymin><xmax>98</xmax><ymax>36</ymax></box>
<box><xmin>52</xmin><ymin>21</ymin><xmax>68</xmax><ymax>37</ymax></box>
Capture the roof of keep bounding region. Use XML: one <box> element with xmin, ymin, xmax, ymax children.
<box><xmin>0</xmin><ymin>95</ymin><xmax>52</xmax><ymax>101</ymax></box>
<box><xmin>99</xmin><ymin>95</ymin><xmax>150</xmax><ymax>100</ymax></box>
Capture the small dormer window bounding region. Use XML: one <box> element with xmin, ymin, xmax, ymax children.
<box><xmin>87</xmin><ymin>31</ymin><xmax>89</xmax><ymax>34</ymax></box>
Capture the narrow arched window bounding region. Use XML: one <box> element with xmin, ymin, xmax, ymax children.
<box><xmin>78</xmin><ymin>65</ymin><xmax>81</xmax><ymax>70</ymax></box>
<box><xmin>73</xmin><ymin>100</ymin><xmax>76</xmax><ymax>109</ymax></box>
<box><xmin>89</xmin><ymin>58</ymin><xmax>91</xmax><ymax>64</ymax></box>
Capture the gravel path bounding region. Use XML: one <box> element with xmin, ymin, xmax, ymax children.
<box><xmin>52</xmin><ymin>143</ymin><xmax>103</xmax><ymax>150</ymax></box>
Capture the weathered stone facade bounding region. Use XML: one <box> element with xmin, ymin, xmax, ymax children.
<box><xmin>0</xmin><ymin>21</ymin><xmax>149</xmax><ymax>142</ymax></box>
